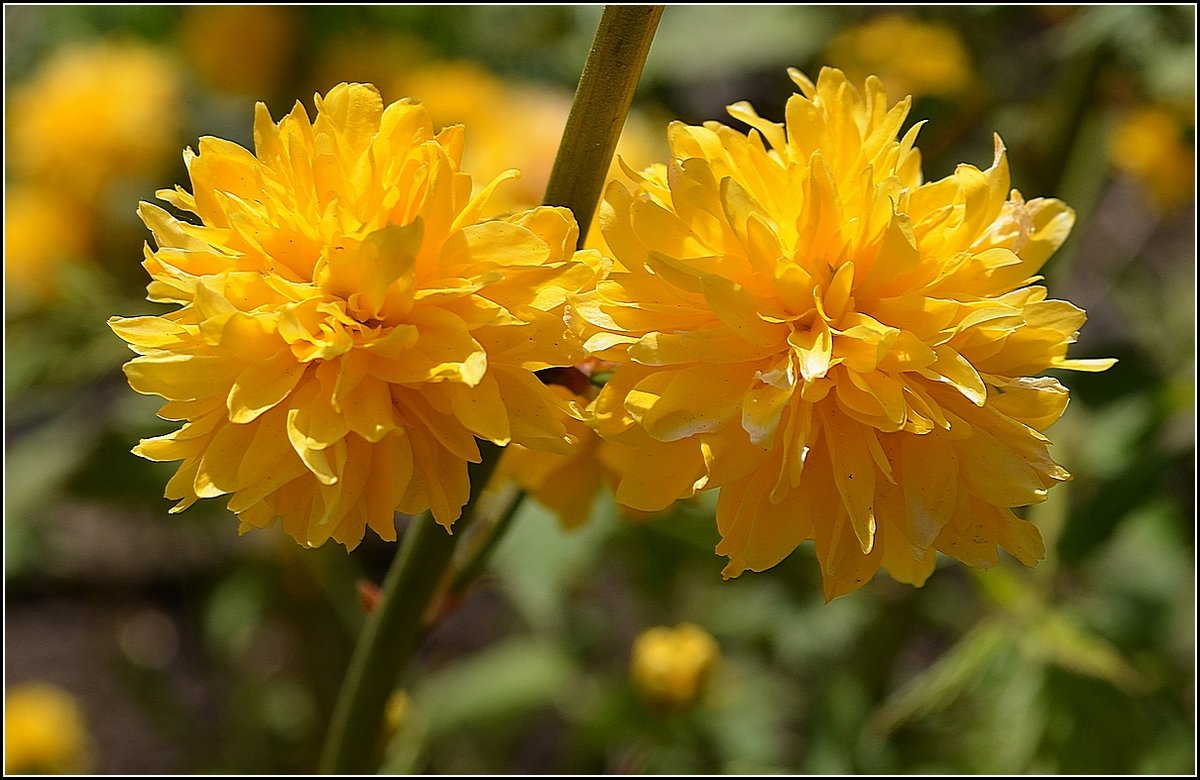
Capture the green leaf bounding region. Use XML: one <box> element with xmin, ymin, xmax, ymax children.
<box><xmin>1023</xmin><ymin>612</ymin><xmax>1148</xmax><ymax>695</ymax></box>
<box><xmin>864</xmin><ymin>621</ymin><xmax>1012</xmax><ymax>744</ymax></box>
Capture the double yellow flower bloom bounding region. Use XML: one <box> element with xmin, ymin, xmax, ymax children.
<box><xmin>110</xmin><ymin>69</ymin><xmax>1111</xmax><ymax>597</ymax></box>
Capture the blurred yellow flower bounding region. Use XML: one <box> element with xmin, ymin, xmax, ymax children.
<box><xmin>826</xmin><ymin>14</ymin><xmax>973</xmax><ymax>99</ymax></box>
<box><xmin>573</xmin><ymin>67</ymin><xmax>1113</xmax><ymax>599</ymax></box>
<box><xmin>4</xmin><ymin>186</ymin><xmax>91</xmax><ymax>306</ymax></box>
<box><xmin>385</xmin><ymin>689</ymin><xmax>412</xmax><ymax>735</ymax></box>
<box><xmin>311</xmin><ymin>33</ymin><xmax>432</xmax><ymax>100</ymax></box>
<box><xmin>395</xmin><ymin>60</ymin><xmax>661</xmax><ymax>226</ymax></box>
<box><xmin>1108</xmin><ymin>104</ymin><xmax>1196</xmax><ymax>212</ymax></box>
<box><xmin>630</xmin><ymin>623</ymin><xmax>721</xmax><ymax>711</ymax></box>
<box><xmin>4</xmin><ymin>683</ymin><xmax>94</xmax><ymax>774</ymax></box>
<box><xmin>109</xmin><ymin>83</ymin><xmax>604</xmax><ymax>548</ymax></box>
<box><xmin>498</xmin><ymin>385</ymin><xmax>608</xmax><ymax>529</ymax></box>
<box><xmin>179</xmin><ymin>5</ymin><xmax>301</xmax><ymax>96</ymax></box>
<box><xmin>7</xmin><ymin>39</ymin><xmax>181</xmax><ymax>202</ymax></box>
<box><xmin>497</xmin><ymin>362</ymin><xmax>663</xmax><ymax>527</ymax></box>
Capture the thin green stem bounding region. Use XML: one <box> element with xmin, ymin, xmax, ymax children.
<box><xmin>318</xmin><ymin>442</ymin><xmax>503</xmax><ymax>774</ymax></box>
<box><xmin>544</xmin><ymin>4</ymin><xmax>664</xmax><ymax>248</ymax></box>
<box><xmin>448</xmin><ymin>489</ymin><xmax>529</xmax><ymax>598</ymax></box>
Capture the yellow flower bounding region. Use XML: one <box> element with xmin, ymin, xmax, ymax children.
<box><xmin>4</xmin><ymin>185</ymin><xmax>91</xmax><ymax>306</ymax></box>
<box><xmin>395</xmin><ymin>60</ymin><xmax>661</xmax><ymax>229</ymax></box>
<box><xmin>109</xmin><ymin>83</ymin><xmax>604</xmax><ymax>548</ymax></box>
<box><xmin>179</xmin><ymin>5</ymin><xmax>301</xmax><ymax>96</ymax></box>
<box><xmin>393</xmin><ymin>62</ymin><xmax>550</xmax><ymax>215</ymax></box>
<box><xmin>7</xmin><ymin>39</ymin><xmax>181</xmax><ymax>202</ymax></box>
<box><xmin>573</xmin><ymin>68</ymin><xmax>1114</xmax><ymax>599</ymax></box>
<box><xmin>826</xmin><ymin>14</ymin><xmax>973</xmax><ymax>99</ymax></box>
<box><xmin>497</xmin><ymin>386</ymin><xmax>607</xmax><ymax>528</ymax></box>
<box><xmin>630</xmin><ymin>623</ymin><xmax>721</xmax><ymax>711</ymax></box>
<box><xmin>496</xmin><ymin>361</ymin><xmax>642</xmax><ymax>528</ymax></box>
<box><xmin>4</xmin><ymin>683</ymin><xmax>94</xmax><ymax>774</ymax></box>
<box><xmin>1108</xmin><ymin>104</ymin><xmax>1195</xmax><ymax>213</ymax></box>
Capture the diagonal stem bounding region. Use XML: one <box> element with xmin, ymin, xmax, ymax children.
<box><xmin>544</xmin><ymin>4</ymin><xmax>664</xmax><ymax>248</ymax></box>
<box><xmin>447</xmin><ymin>489</ymin><xmax>529</xmax><ymax>598</ymax></box>
<box><xmin>318</xmin><ymin>444</ymin><xmax>502</xmax><ymax>774</ymax></box>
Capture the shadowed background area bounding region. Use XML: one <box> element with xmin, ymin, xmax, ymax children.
<box><xmin>4</xmin><ymin>5</ymin><xmax>1194</xmax><ymax>774</ymax></box>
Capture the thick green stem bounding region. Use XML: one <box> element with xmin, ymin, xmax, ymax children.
<box><xmin>544</xmin><ymin>4</ymin><xmax>664</xmax><ymax>247</ymax></box>
<box><xmin>318</xmin><ymin>443</ymin><xmax>503</xmax><ymax>774</ymax></box>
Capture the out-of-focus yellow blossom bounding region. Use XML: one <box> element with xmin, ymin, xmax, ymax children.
<box><xmin>311</xmin><ymin>34</ymin><xmax>432</xmax><ymax>100</ymax></box>
<box><xmin>1108</xmin><ymin>105</ymin><xmax>1196</xmax><ymax>212</ymax></box>
<box><xmin>4</xmin><ymin>186</ymin><xmax>91</xmax><ymax>306</ymax></box>
<box><xmin>109</xmin><ymin>83</ymin><xmax>605</xmax><ymax>548</ymax></box>
<box><xmin>630</xmin><ymin>623</ymin><xmax>721</xmax><ymax>711</ymax></box>
<box><xmin>180</xmin><ymin>5</ymin><xmax>301</xmax><ymax>96</ymax></box>
<box><xmin>395</xmin><ymin>60</ymin><xmax>661</xmax><ymax>224</ymax></box>
<box><xmin>572</xmin><ymin>67</ymin><xmax>1113</xmax><ymax>599</ymax></box>
<box><xmin>497</xmin><ymin>360</ymin><xmax>653</xmax><ymax>528</ymax></box>
<box><xmin>8</xmin><ymin>39</ymin><xmax>181</xmax><ymax>202</ymax></box>
<box><xmin>826</xmin><ymin>14</ymin><xmax>973</xmax><ymax>99</ymax></box>
<box><xmin>4</xmin><ymin>683</ymin><xmax>94</xmax><ymax>774</ymax></box>
<box><xmin>498</xmin><ymin>385</ymin><xmax>609</xmax><ymax>529</ymax></box>
<box><xmin>385</xmin><ymin>689</ymin><xmax>412</xmax><ymax>735</ymax></box>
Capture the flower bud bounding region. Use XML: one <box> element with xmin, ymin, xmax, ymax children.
<box><xmin>630</xmin><ymin>623</ymin><xmax>721</xmax><ymax>711</ymax></box>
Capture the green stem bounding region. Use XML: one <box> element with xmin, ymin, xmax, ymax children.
<box><xmin>544</xmin><ymin>4</ymin><xmax>664</xmax><ymax>247</ymax></box>
<box><xmin>318</xmin><ymin>442</ymin><xmax>503</xmax><ymax>774</ymax></box>
<box><xmin>448</xmin><ymin>489</ymin><xmax>529</xmax><ymax>598</ymax></box>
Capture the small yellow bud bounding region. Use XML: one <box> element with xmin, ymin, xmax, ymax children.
<box><xmin>4</xmin><ymin>683</ymin><xmax>94</xmax><ymax>774</ymax></box>
<box><xmin>385</xmin><ymin>689</ymin><xmax>412</xmax><ymax>735</ymax></box>
<box><xmin>630</xmin><ymin>623</ymin><xmax>721</xmax><ymax>711</ymax></box>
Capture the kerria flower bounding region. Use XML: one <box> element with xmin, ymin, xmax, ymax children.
<box><xmin>630</xmin><ymin>623</ymin><xmax>721</xmax><ymax>711</ymax></box>
<box><xmin>825</xmin><ymin>14</ymin><xmax>973</xmax><ymax>99</ymax></box>
<box><xmin>1108</xmin><ymin>104</ymin><xmax>1195</xmax><ymax>213</ymax></box>
<box><xmin>571</xmin><ymin>67</ymin><xmax>1113</xmax><ymax>599</ymax></box>
<box><xmin>4</xmin><ymin>185</ymin><xmax>91</xmax><ymax>305</ymax></box>
<box><xmin>179</xmin><ymin>5</ymin><xmax>300</xmax><ymax>96</ymax></box>
<box><xmin>109</xmin><ymin>83</ymin><xmax>604</xmax><ymax>548</ymax></box>
<box><xmin>495</xmin><ymin>360</ymin><xmax>647</xmax><ymax>528</ymax></box>
<box><xmin>4</xmin><ymin>683</ymin><xmax>94</xmax><ymax>774</ymax></box>
<box><xmin>8</xmin><ymin>39</ymin><xmax>180</xmax><ymax>203</ymax></box>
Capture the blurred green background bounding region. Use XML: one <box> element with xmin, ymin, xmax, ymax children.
<box><xmin>4</xmin><ymin>5</ymin><xmax>1194</xmax><ymax>774</ymax></box>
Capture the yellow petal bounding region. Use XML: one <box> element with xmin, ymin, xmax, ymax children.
<box><xmin>820</xmin><ymin>403</ymin><xmax>877</xmax><ymax>554</ymax></box>
<box><xmin>124</xmin><ymin>353</ymin><xmax>239</xmax><ymax>401</ymax></box>
<box><xmin>897</xmin><ymin>433</ymin><xmax>958</xmax><ymax>548</ymax></box>
<box><xmin>107</xmin><ymin>315</ymin><xmax>189</xmax><ymax>352</ymax></box>
<box><xmin>441</xmin><ymin>220</ymin><xmax>550</xmax><ymax>270</ymax></box>
<box><xmin>612</xmin><ymin>435</ymin><xmax>708</xmax><ymax>512</ymax></box>
<box><xmin>340</xmin><ymin>377</ymin><xmax>399</xmax><ymax>443</ymax></box>
<box><xmin>741</xmin><ymin>381</ymin><xmax>793</xmax><ymax>446</ymax></box>
<box><xmin>789</xmin><ymin>321</ymin><xmax>833</xmax><ymax>381</ymax></box>
<box><xmin>716</xmin><ymin>451</ymin><xmax>814</xmax><ymax>578</ymax></box>
<box><xmin>227</xmin><ymin>350</ymin><xmax>307</xmax><ymax>423</ymax></box>
<box><xmin>629</xmin><ymin>365</ymin><xmax>754</xmax><ymax>443</ymax></box>
<box><xmin>441</xmin><ymin>372</ymin><xmax>512</xmax><ymax>446</ymax></box>
<box><xmin>699</xmin><ymin>273</ymin><xmax>786</xmax><ymax>347</ymax></box>
<box><xmin>923</xmin><ymin>345</ymin><xmax>987</xmax><ymax>406</ymax></box>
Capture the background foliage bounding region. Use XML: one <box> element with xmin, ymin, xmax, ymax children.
<box><xmin>5</xmin><ymin>5</ymin><xmax>1194</xmax><ymax>774</ymax></box>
